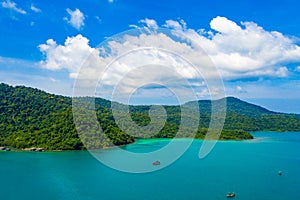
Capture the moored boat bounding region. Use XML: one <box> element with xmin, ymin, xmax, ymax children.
<box><xmin>152</xmin><ymin>161</ymin><xmax>160</xmax><ymax>166</ymax></box>
<box><xmin>226</xmin><ymin>192</ymin><xmax>235</xmax><ymax>198</ymax></box>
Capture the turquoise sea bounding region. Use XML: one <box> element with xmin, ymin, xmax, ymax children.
<box><xmin>1</xmin><ymin>132</ymin><xmax>300</xmax><ymax>200</ymax></box>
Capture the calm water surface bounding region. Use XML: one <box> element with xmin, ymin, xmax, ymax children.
<box><xmin>1</xmin><ymin>132</ymin><xmax>300</xmax><ymax>200</ymax></box>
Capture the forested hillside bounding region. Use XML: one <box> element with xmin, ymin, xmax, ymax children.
<box><xmin>0</xmin><ymin>83</ymin><xmax>299</xmax><ymax>150</ymax></box>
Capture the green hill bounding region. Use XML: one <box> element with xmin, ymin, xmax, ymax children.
<box><xmin>0</xmin><ymin>83</ymin><xmax>299</xmax><ymax>150</ymax></box>
<box><xmin>185</xmin><ymin>96</ymin><xmax>276</xmax><ymax>116</ymax></box>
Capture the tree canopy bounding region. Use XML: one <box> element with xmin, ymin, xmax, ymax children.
<box><xmin>0</xmin><ymin>83</ymin><xmax>299</xmax><ymax>150</ymax></box>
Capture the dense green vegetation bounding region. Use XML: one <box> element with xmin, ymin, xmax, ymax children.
<box><xmin>0</xmin><ymin>83</ymin><xmax>299</xmax><ymax>150</ymax></box>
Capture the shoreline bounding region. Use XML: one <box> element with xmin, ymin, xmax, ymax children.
<box><xmin>0</xmin><ymin>136</ymin><xmax>255</xmax><ymax>152</ymax></box>
<box><xmin>3</xmin><ymin>131</ymin><xmax>297</xmax><ymax>152</ymax></box>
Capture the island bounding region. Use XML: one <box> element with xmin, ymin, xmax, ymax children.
<box><xmin>0</xmin><ymin>83</ymin><xmax>300</xmax><ymax>151</ymax></box>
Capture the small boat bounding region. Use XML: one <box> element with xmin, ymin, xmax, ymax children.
<box><xmin>152</xmin><ymin>161</ymin><xmax>160</xmax><ymax>166</ymax></box>
<box><xmin>226</xmin><ymin>193</ymin><xmax>235</xmax><ymax>198</ymax></box>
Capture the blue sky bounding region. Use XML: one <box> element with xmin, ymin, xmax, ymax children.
<box><xmin>1</xmin><ymin>0</ymin><xmax>300</xmax><ymax>113</ymax></box>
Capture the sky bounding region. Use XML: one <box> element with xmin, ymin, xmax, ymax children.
<box><xmin>1</xmin><ymin>0</ymin><xmax>300</xmax><ymax>113</ymax></box>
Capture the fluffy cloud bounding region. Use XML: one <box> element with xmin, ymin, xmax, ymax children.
<box><xmin>164</xmin><ymin>19</ymin><xmax>187</xmax><ymax>30</ymax></box>
<box><xmin>39</xmin><ymin>33</ymin><xmax>201</xmax><ymax>78</ymax></box>
<box><xmin>38</xmin><ymin>34</ymin><xmax>96</xmax><ymax>78</ymax></box>
<box><xmin>30</xmin><ymin>4</ymin><xmax>41</xmax><ymax>13</ymax></box>
<box><xmin>174</xmin><ymin>17</ymin><xmax>300</xmax><ymax>79</ymax></box>
<box><xmin>139</xmin><ymin>18</ymin><xmax>158</xmax><ymax>29</ymax></box>
<box><xmin>38</xmin><ymin>16</ymin><xmax>300</xmax><ymax>98</ymax></box>
<box><xmin>210</xmin><ymin>16</ymin><xmax>241</xmax><ymax>33</ymax></box>
<box><xmin>64</xmin><ymin>8</ymin><xmax>85</xmax><ymax>30</ymax></box>
<box><xmin>1</xmin><ymin>0</ymin><xmax>26</xmax><ymax>14</ymax></box>
<box><xmin>38</xmin><ymin>32</ymin><xmax>211</xmax><ymax>100</ymax></box>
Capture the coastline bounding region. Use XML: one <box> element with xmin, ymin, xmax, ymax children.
<box><xmin>3</xmin><ymin>131</ymin><xmax>298</xmax><ymax>152</ymax></box>
<box><xmin>0</xmin><ymin>135</ymin><xmax>254</xmax><ymax>152</ymax></box>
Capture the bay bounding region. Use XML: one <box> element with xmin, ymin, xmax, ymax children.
<box><xmin>1</xmin><ymin>132</ymin><xmax>300</xmax><ymax>200</ymax></box>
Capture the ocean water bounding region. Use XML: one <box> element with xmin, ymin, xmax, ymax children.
<box><xmin>1</xmin><ymin>132</ymin><xmax>300</xmax><ymax>200</ymax></box>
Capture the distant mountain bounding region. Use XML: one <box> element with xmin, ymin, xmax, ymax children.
<box><xmin>221</xmin><ymin>96</ymin><xmax>277</xmax><ymax>116</ymax></box>
<box><xmin>185</xmin><ymin>96</ymin><xmax>276</xmax><ymax>117</ymax></box>
<box><xmin>184</xmin><ymin>96</ymin><xmax>300</xmax><ymax>131</ymax></box>
<box><xmin>0</xmin><ymin>83</ymin><xmax>299</xmax><ymax>150</ymax></box>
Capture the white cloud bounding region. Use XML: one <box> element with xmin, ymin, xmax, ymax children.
<box><xmin>275</xmin><ymin>67</ymin><xmax>289</xmax><ymax>77</ymax></box>
<box><xmin>235</xmin><ymin>85</ymin><xmax>247</xmax><ymax>93</ymax></box>
<box><xmin>236</xmin><ymin>86</ymin><xmax>242</xmax><ymax>91</ymax></box>
<box><xmin>50</xmin><ymin>77</ymin><xmax>59</xmax><ymax>82</ymax></box>
<box><xmin>38</xmin><ymin>35</ymin><xmax>96</xmax><ymax>77</ymax></box>
<box><xmin>38</xmin><ymin>16</ymin><xmax>300</xmax><ymax>98</ymax></box>
<box><xmin>95</xmin><ymin>16</ymin><xmax>102</xmax><ymax>23</ymax></box>
<box><xmin>108</xmin><ymin>0</ymin><xmax>113</xmax><ymax>3</ymax></box>
<box><xmin>197</xmin><ymin>88</ymin><xmax>209</xmax><ymax>97</ymax></box>
<box><xmin>38</xmin><ymin>32</ymin><xmax>209</xmax><ymax>99</ymax></box>
<box><xmin>296</xmin><ymin>66</ymin><xmax>300</xmax><ymax>72</ymax></box>
<box><xmin>30</xmin><ymin>4</ymin><xmax>41</xmax><ymax>13</ymax></box>
<box><xmin>64</xmin><ymin>8</ymin><xmax>85</xmax><ymax>30</ymax></box>
<box><xmin>210</xmin><ymin>16</ymin><xmax>241</xmax><ymax>33</ymax></box>
<box><xmin>227</xmin><ymin>80</ymin><xmax>300</xmax><ymax>100</ymax></box>
<box><xmin>196</xmin><ymin>87</ymin><xmax>222</xmax><ymax>98</ymax></box>
<box><xmin>1</xmin><ymin>0</ymin><xmax>26</xmax><ymax>14</ymax></box>
<box><xmin>129</xmin><ymin>24</ymin><xmax>138</xmax><ymax>29</ymax></box>
<box><xmin>164</xmin><ymin>19</ymin><xmax>186</xmax><ymax>30</ymax></box>
<box><xmin>164</xmin><ymin>16</ymin><xmax>300</xmax><ymax>78</ymax></box>
<box><xmin>139</xmin><ymin>18</ymin><xmax>158</xmax><ymax>29</ymax></box>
